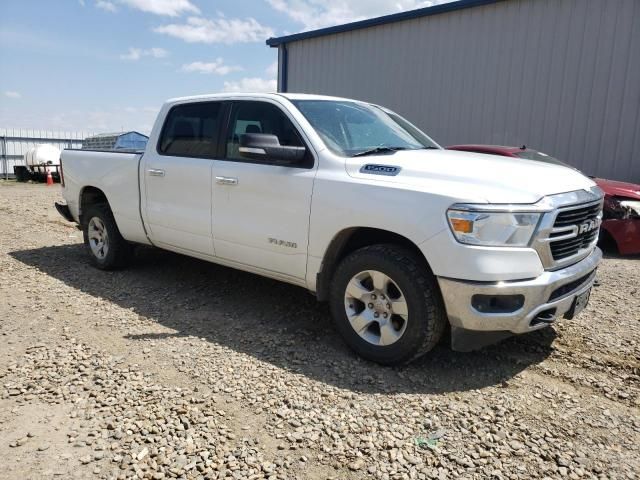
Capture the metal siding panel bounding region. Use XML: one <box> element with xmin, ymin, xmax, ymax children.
<box><xmin>446</xmin><ymin>11</ymin><xmax>469</xmax><ymax>143</ymax></box>
<box><xmin>502</xmin><ymin>0</ymin><xmax>529</xmax><ymax>146</ymax></box>
<box><xmin>611</xmin><ymin>0</ymin><xmax>640</xmax><ymax>182</ymax></box>
<box><xmin>474</xmin><ymin>3</ymin><xmax>497</xmax><ymax>144</ymax></box>
<box><xmin>458</xmin><ymin>6</ymin><xmax>481</xmax><ymax>143</ymax></box>
<box><xmin>592</xmin><ymin>2</ymin><xmax>628</xmax><ymax>178</ymax></box>
<box><xmin>289</xmin><ymin>43</ymin><xmax>301</xmax><ymax>91</ymax></box>
<box><xmin>527</xmin><ymin>0</ymin><xmax>554</xmax><ymax>149</ymax></box>
<box><xmin>579</xmin><ymin>1</ymin><xmax>615</xmax><ymax>176</ymax></box>
<box><xmin>515</xmin><ymin>0</ymin><xmax>542</xmax><ymax>146</ymax></box>
<box><xmin>488</xmin><ymin>1</ymin><xmax>517</xmax><ymax>146</ymax></box>
<box><xmin>430</xmin><ymin>14</ymin><xmax>449</xmax><ymax>138</ymax></box>
<box><xmin>540</xmin><ymin>0</ymin><xmax>572</xmax><ymax>156</ymax></box>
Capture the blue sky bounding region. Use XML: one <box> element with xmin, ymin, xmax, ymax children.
<box><xmin>0</xmin><ymin>0</ymin><xmax>449</xmax><ymax>133</ymax></box>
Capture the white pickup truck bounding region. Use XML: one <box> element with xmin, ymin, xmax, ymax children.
<box><xmin>57</xmin><ymin>93</ymin><xmax>603</xmax><ymax>364</ymax></box>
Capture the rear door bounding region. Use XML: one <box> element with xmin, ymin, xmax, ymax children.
<box><xmin>141</xmin><ymin>101</ymin><xmax>225</xmax><ymax>256</ymax></box>
<box><xmin>211</xmin><ymin>100</ymin><xmax>316</xmax><ymax>279</ymax></box>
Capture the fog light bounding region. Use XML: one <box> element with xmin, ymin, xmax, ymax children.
<box><xmin>471</xmin><ymin>294</ymin><xmax>525</xmax><ymax>313</ymax></box>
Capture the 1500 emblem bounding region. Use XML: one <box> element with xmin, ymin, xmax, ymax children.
<box><xmin>360</xmin><ymin>164</ymin><xmax>401</xmax><ymax>176</ymax></box>
<box><xmin>269</xmin><ymin>238</ymin><xmax>297</xmax><ymax>249</ymax></box>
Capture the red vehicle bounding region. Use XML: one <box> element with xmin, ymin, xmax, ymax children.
<box><xmin>447</xmin><ymin>145</ymin><xmax>640</xmax><ymax>255</ymax></box>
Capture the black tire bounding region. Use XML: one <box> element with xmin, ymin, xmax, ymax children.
<box><xmin>82</xmin><ymin>204</ymin><xmax>132</xmax><ymax>270</ymax></box>
<box><xmin>329</xmin><ymin>244</ymin><xmax>447</xmax><ymax>365</ymax></box>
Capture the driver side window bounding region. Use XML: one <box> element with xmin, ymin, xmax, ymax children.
<box><xmin>226</xmin><ymin>101</ymin><xmax>306</xmax><ymax>163</ymax></box>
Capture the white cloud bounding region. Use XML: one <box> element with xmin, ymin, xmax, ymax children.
<box><xmin>96</xmin><ymin>0</ymin><xmax>117</xmax><ymax>12</ymax></box>
<box><xmin>267</xmin><ymin>0</ymin><xmax>454</xmax><ymax>31</ymax></box>
<box><xmin>4</xmin><ymin>91</ymin><xmax>21</xmax><ymax>99</ymax></box>
<box><xmin>118</xmin><ymin>0</ymin><xmax>199</xmax><ymax>17</ymax></box>
<box><xmin>221</xmin><ymin>61</ymin><xmax>279</xmax><ymax>93</ymax></box>
<box><xmin>181</xmin><ymin>59</ymin><xmax>242</xmax><ymax>75</ymax></box>
<box><xmin>155</xmin><ymin>16</ymin><xmax>274</xmax><ymax>44</ymax></box>
<box><xmin>121</xmin><ymin>48</ymin><xmax>143</xmax><ymax>60</ymax></box>
<box><xmin>120</xmin><ymin>47</ymin><xmax>168</xmax><ymax>61</ymax></box>
<box><xmin>78</xmin><ymin>0</ymin><xmax>86</xmax><ymax>6</ymax></box>
<box><xmin>222</xmin><ymin>77</ymin><xmax>277</xmax><ymax>93</ymax></box>
<box><xmin>148</xmin><ymin>47</ymin><xmax>168</xmax><ymax>58</ymax></box>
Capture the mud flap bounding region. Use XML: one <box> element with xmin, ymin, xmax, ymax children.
<box><xmin>450</xmin><ymin>325</ymin><xmax>514</xmax><ymax>352</ymax></box>
<box><xmin>55</xmin><ymin>202</ymin><xmax>75</xmax><ymax>223</ymax></box>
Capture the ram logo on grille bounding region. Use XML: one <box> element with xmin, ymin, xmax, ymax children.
<box><xmin>577</xmin><ymin>219</ymin><xmax>599</xmax><ymax>234</ymax></box>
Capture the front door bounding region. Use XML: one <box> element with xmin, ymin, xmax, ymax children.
<box><xmin>211</xmin><ymin>100</ymin><xmax>316</xmax><ymax>279</ymax></box>
<box><xmin>142</xmin><ymin>101</ymin><xmax>225</xmax><ymax>256</ymax></box>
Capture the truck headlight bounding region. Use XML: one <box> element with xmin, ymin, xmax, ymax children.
<box><xmin>447</xmin><ymin>208</ymin><xmax>542</xmax><ymax>247</ymax></box>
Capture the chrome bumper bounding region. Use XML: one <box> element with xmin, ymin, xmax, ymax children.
<box><xmin>438</xmin><ymin>247</ymin><xmax>601</xmax><ymax>334</ymax></box>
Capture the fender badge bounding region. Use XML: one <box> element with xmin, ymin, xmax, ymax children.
<box><xmin>360</xmin><ymin>164</ymin><xmax>401</xmax><ymax>176</ymax></box>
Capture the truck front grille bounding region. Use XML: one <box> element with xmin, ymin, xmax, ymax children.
<box><xmin>549</xmin><ymin>202</ymin><xmax>602</xmax><ymax>261</ymax></box>
<box><xmin>530</xmin><ymin>187</ymin><xmax>604</xmax><ymax>270</ymax></box>
<box><xmin>550</xmin><ymin>230</ymin><xmax>599</xmax><ymax>260</ymax></box>
<box><xmin>553</xmin><ymin>203</ymin><xmax>602</xmax><ymax>227</ymax></box>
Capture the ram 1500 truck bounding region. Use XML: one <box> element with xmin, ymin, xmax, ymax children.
<box><xmin>56</xmin><ymin>93</ymin><xmax>603</xmax><ymax>364</ymax></box>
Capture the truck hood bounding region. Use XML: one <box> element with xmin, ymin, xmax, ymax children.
<box><xmin>346</xmin><ymin>149</ymin><xmax>598</xmax><ymax>204</ymax></box>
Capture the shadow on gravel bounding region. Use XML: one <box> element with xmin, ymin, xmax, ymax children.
<box><xmin>11</xmin><ymin>244</ymin><xmax>557</xmax><ymax>394</ymax></box>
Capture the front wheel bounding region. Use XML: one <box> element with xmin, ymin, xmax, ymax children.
<box><xmin>82</xmin><ymin>204</ymin><xmax>132</xmax><ymax>270</ymax></box>
<box><xmin>329</xmin><ymin>244</ymin><xmax>447</xmax><ymax>365</ymax></box>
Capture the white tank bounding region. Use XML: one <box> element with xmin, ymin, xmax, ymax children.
<box><xmin>24</xmin><ymin>144</ymin><xmax>61</xmax><ymax>174</ymax></box>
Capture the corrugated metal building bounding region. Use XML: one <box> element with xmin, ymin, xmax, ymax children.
<box><xmin>0</xmin><ymin>129</ymin><xmax>90</xmax><ymax>179</ymax></box>
<box><xmin>82</xmin><ymin>131</ymin><xmax>149</xmax><ymax>150</ymax></box>
<box><xmin>267</xmin><ymin>0</ymin><xmax>640</xmax><ymax>182</ymax></box>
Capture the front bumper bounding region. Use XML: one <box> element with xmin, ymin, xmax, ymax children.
<box><xmin>438</xmin><ymin>247</ymin><xmax>601</xmax><ymax>335</ymax></box>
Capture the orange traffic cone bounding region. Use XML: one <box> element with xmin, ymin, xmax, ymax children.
<box><xmin>46</xmin><ymin>170</ymin><xmax>54</xmax><ymax>186</ymax></box>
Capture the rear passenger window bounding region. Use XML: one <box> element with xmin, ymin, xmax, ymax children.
<box><xmin>159</xmin><ymin>102</ymin><xmax>222</xmax><ymax>158</ymax></box>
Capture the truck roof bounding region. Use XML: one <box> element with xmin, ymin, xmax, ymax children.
<box><xmin>164</xmin><ymin>92</ymin><xmax>359</xmax><ymax>106</ymax></box>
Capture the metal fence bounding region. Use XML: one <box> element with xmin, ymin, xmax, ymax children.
<box><xmin>0</xmin><ymin>128</ymin><xmax>93</xmax><ymax>179</ymax></box>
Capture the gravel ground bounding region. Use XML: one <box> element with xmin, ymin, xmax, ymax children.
<box><xmin>1</xmin><ymin>181</ymin><xmax>639</xmax><ymax>480</ymax></box>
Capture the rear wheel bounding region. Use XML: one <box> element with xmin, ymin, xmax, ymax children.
<box><xmin>82</xmin><ymin>204</ymin><xmax>132</xmax><ymax>270</ymax></box>
<box><xmin>329</xmin><ymin>244</ymin><xmax>447</xmax><ymax>365</ymax></box>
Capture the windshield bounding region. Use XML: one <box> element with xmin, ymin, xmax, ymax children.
<box><xmin>292</xmin><ymin>100</ymin><xmax>440</xmax><ymax>157</ymax></box>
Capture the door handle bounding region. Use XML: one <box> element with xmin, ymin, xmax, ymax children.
<box><xmin>148</xmin><ymin>169</ymin><xmax>165</xmax><ymax>177</ymax></box>
<box><xmin>216</xmin><ymin>176</ymin><xmax>238</xmax><ymax>186</ymax></box>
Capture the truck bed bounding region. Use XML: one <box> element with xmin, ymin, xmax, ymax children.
<box><xmin>61</xmin><ymin>149</ymin><xmax>150</xmax><ymax>245</ymax></box>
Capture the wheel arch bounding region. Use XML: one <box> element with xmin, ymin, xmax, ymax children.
<box><xmin>78</xmin><ymin>186</ymin><xmax>111</xmax><ymax>225</ymax></box>
<box><xmin>315</xmin><ymin>227</ymin><xmax>432</xmax><ymax>302</ymax></box>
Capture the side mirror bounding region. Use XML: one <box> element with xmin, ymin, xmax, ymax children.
<box><xmin>239</xmin><ymin>133</ymin><xmax>306</xmax><ymax>164</ymax></box>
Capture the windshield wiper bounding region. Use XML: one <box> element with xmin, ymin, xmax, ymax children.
<box><xmin>352</xmin><ymin>146</ymin><xmax>408</xmax><ymax>157</ymax></box>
